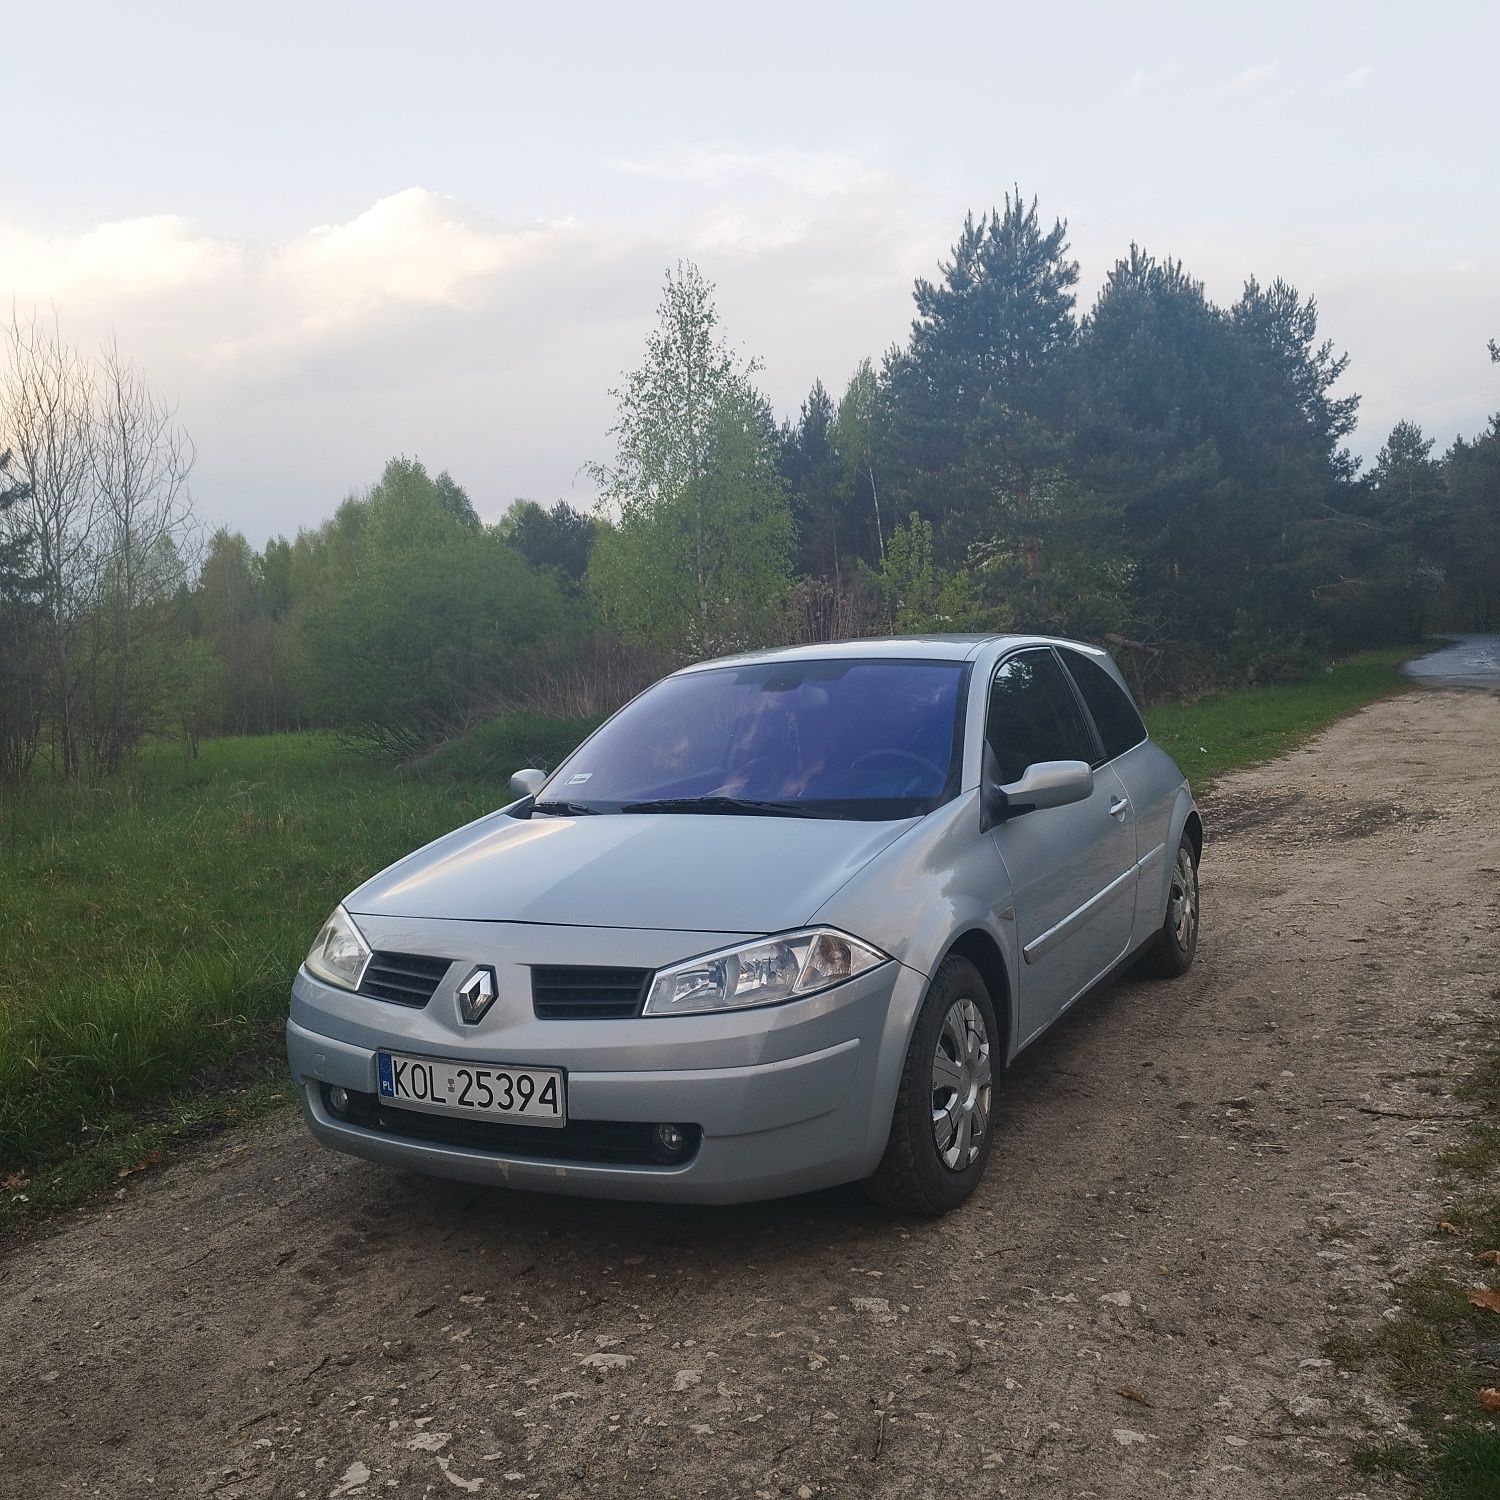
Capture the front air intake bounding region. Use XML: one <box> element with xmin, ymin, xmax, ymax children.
<box><xmin>358</xmin><ymin>952</ymin><xmax>452</xmax><ymax>1008</ymax></box>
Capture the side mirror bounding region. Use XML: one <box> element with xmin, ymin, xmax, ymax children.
<box><xmin>989</xmin><ymin>759</ymin><xmax>1093</xmax><ymax>822</ymax></box>
<box><xmin>510</xmin><ymin>768</ymin><xmax>547</xmax><ymax>800</ymax></box>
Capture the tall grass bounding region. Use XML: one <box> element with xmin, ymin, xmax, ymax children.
<box><xmin>0</xmin><ymin>733</ymin><xmax>486</xmax><ymax>1175</ymax></box>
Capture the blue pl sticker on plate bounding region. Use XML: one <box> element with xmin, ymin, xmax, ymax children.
<box><xmin>377</xmin><ymin>1052</ymin><xmax>395</xmax><ymax>1097</ymax></box>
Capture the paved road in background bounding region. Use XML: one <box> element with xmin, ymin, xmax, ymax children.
<box><xmin>1403</xmin><ymin>632</ymin><xmax>1500</xmax><ymax>690</ymax></box>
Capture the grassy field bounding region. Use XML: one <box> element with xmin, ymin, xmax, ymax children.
<box><xmin>0</xmin><ymin>735</ymin><xmax>491</xmax><ymax>1212</ymax></box>
<box><xmin>0</xmin><ymin>647</ymin><xmax>1417</xmax><ymax>1219</ymax></box>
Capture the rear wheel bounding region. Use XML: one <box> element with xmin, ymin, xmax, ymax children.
<box><xmin>864</xmin><ymin>956</ymin><xmax>999</xmax><ymax>1215</ymax></box>
<box><xmin>1138</xmin><ymin>834</ymin><xmax>1200</xmax><ymax>978</ymax></box>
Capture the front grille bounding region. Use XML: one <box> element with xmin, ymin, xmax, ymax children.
<box><xmin>341</xmin><ymin>1092</ymin><xmax>700</xmax><ymax>1167</ymax></box>
<box><xmin>531</xmin><ymin>965</ymin><xmax>652</xmax><ymax>1020</ymax></box>
<box><xmin>359</xmin><ymin>951</ymin><xmax>452</xmax><ymax>1007</ymax></box>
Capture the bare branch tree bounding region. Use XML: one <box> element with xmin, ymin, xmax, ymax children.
<box><xmin>3</xmin><ymin>310</ymin><xmax>97</xmax><ymax>778</ymax></box>
<box><xmin>86</xmin><ymin>335</ymin><xmax>197</xmax><ymax>775</ymax></box>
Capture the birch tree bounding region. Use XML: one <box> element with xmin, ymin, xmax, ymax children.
<box><xmin>588</xmin><ymin>262</ymin><xmax>793</xmax><ymax>659</ymax></box>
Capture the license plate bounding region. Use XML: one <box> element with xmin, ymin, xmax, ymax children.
<box><xmin>377</xmin><ymin>1051</ymin><xmax>566</xmax><ymax>1128</ymax></box>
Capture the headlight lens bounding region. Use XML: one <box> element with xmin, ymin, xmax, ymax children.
<box><xmin>305</xmin><ymin>905</ymin><xmax>372</xmax><ymax>991</ymax></box>
<box><xmin>643</xmin><ymin>929</ymin><xmax>888</xmax><ymax>1016</ymax></box>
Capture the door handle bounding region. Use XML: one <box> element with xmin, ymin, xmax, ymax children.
<box><xmin>1108</xmin><ymin>796</ymin><xmax>1129</xmax><ymax>820</ymax></box>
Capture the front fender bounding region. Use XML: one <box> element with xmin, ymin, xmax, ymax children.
<box><xmin>811</xmin><ymin>791</ymin><xmax>1021</xmax><ymax>1051</ymax></box>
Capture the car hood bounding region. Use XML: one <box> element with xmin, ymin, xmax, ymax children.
<box><xmin>344</xmin><ymin>809</ymin><xmax>919</xmax><ymax>933</ymax></box>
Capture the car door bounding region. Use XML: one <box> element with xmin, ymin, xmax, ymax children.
<box><xmin>984</xmin><ymin>648</ymin><xmax>1138</xmax><ymax>1045</ymax></box>
<box><xmin>1056</xmin><ymin>646</ymin><xmax>1167</xmax><ymax>940</ymax></box>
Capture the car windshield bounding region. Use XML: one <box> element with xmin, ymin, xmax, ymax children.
<box><xmin>537</xmin><ymin>658</ymin><xmax>970</xmax><ymax>820</ymax></box>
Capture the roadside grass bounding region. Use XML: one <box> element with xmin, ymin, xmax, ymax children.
<box><xmin>0</xmin><ymin>732</ymin><xmax>489</xmax><ymax>1223</ymax></box>
<box><xmin>0</xmin><ymin>648</ymin><xmax>1418</xmax><ymax>1226</ymax></box>
<box><xmin>1330</xmin><ymin>1012</ymin><xmax>1500</xmax><ymax>1497</ymax></box>
<box><xmin>1143</xmin><ymin>644</ymin><xmax>1418</xmax><ymax>789</ymax></box>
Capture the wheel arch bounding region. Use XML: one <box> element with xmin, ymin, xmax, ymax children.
<box><xmin>1184</xmin><ymin>809</ymin><xmax>1204</xmax><ymax>864</ymax></box>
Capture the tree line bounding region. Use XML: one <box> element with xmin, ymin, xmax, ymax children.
<box><xmin>2</xmin><ymin>193</ymin><xmax>1498</xmax><ymax>783</ymax></box>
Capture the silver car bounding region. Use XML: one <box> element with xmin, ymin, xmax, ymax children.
<box><xmin>287</xmin><ymin>635</ymin><xmax>1201</xmax><ymax>1214</ymax></box>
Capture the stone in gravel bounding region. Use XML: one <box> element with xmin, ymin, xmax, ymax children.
<box><xmin>1098</xmin><ymin>1291</ymin><xmax>1134</xmax><ymax>1308</ymax></box>
<box><xmin>329</xmin><ymin>1459</ymin><xmax>371</xmax><ymax>1496</ymax></box>
<box><xmin>1286</xmin><ymin>1395</ymin><xmax>1331</xmax><ymax>1423</ymax></box>
<box><xmin>579</xmin><ymin>1351</ymin><xmax>634</xmax><ymax>1370</ymax></box>
<box><xmin>1112</xmin><ymin>1428</ymin><xmax>1147</xmax><ymax>1447</ymax></box>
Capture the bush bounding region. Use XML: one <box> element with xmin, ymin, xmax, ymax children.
<box><xmin>409</xmin><ymin>711</ymin><xmax>602</xmax><ymax>785</ymax></box>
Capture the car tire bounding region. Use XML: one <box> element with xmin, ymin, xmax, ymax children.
<box><xmin>864</xmin><ymin>955</ymin><xmax>999</xmax><ymax>1216</ymax></box>
<box><xmin>1138</xmin><ymin>834</ymin><xmax>1200</xmax><ymax>978</ymax></box>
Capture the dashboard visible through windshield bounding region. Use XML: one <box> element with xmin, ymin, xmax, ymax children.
<box><xmin>536</xmin><ymin>658</ymin><xmax>970</xmax><ymax>821</ymax></box>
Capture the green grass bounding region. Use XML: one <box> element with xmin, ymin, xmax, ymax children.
<box><xmin>1144</xmin><ymin>644</ymin><xmax>1418</xmax><ymax>789</ymax></box>
<box><xmin>0</xmin><ymin>732</ymin><xmax>490</xmax><ymax>1207</ymax></box>
<box><xmin>0</xmin><ymin>650</ymin><xmax>1417</xmax><ymax>1223</ymax></box>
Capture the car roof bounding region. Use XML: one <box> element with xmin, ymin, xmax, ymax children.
<box><xmin>673</xmin><ymin>634</ymin><xmax>1111</xmax><ymax>673</ymax></box>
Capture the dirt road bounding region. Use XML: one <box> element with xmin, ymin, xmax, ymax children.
<box><xmin>3</xmin><ymin>687</ymin><xmax>1497</xmax><ymax>1500</ymax></box>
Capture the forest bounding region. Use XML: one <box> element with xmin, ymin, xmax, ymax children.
<box><xmin>2</xmin><ymin>193</ymin><xmax>1498</xmax><ymax>786</ymax></box>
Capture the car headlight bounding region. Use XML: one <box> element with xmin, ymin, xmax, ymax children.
<box><xmin>304</xmin><ymin>905</ymin><xmax>372</xmax><ymax>991</ymax></box>
<box><xmin>642</xmin><ymin>928</ymin><xmax>888</xmax><ymax>1017</ymax></box>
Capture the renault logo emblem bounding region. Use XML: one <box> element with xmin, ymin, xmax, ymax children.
<box><xmin>456</xmin><ymin>965</ymin><xmax>498</xmax><ymax>1024</ymax></box>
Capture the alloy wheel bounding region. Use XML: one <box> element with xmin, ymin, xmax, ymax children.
<box><xmin>930</xmin><ymin>996</ymin><xmax>992</xmax><ymax>1171</ymax></box>
<box><xmin>1170</xmin><ymin>846</ymin><xmax>1199</xmax><ymax>950</ymax></box>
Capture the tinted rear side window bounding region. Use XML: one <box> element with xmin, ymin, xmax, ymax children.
<box><xmin>986</xmin><ymin>649</ymin><xmax>1098</xmax><ymax>783</ymax></box>
<box><xmin>1060</xmin><ymin>649</ymin><xmax>1147</xmax><ymax>762</ymax></box>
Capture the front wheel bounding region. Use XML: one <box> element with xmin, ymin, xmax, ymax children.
<box><xmin>864</xmin><ymin>956</ymin><xmax>1000</xmax><ymax>1215</ymax></box>
<box><xmin>1138</xmin><ymin>834</ymin><xmax>1200</xmax><ymax>978</ymax></box>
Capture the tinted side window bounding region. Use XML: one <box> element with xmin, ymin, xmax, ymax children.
<box><xmin>985</xmin><ymin>650</ymin><xmax>1097</xmax><ymax>783</ymax></box>
<box><xmin>1059</xmin><ymin>649</ymin><xmax>1147</xmax><ymax>763</ymax></box>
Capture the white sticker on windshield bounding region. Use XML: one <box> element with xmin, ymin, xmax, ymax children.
<box><xmin>566</xmin><ymin>772</ymin><xmax>593</xmax><ymax>785</ymax></box>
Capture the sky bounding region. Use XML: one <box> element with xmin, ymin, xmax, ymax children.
<box><xmin>3</xmin><ymin>0</ymin><xmax>1497</xmax><ymax>544</ymax></box>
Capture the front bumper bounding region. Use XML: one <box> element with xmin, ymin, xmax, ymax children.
<box><xmin>286</xmin><ymin>917</ymin><xmax>926</xmax><ymax>1204</ymax></box>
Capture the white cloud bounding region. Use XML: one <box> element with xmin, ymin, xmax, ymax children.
<box><xmin>1335</xmin><ymin>65</ymin><xmax>1373</xmax><ymax>91</ymax></box>
<box><xmin>0</xmin><ymin>179</ymin><xmax>925</xmax><ymax>539</ymax></box>
<box><xmin>613</xmin><ymin>146</ymin><xmax>872</xmax><ymax>198</ymax></box>
<box><xmin>1225</xmin><ymin>61</ymin><xmax>1277</xmax><ymax>93</ymax></box>
<box><xmin>1123</xmin><ymin>61</ymin><xmax>1182</xmax><ymax>100</ymax></box>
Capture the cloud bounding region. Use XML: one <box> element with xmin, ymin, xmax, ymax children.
<box><xmin>0</xmin><ymin>180</ymin><xmax>926</xmax><ymax>541</ymax></box>
<box><xmin>1225</xmin><ymin>61</ymin><xmax>1277</xmax><ymax>93</ymax></box>
<box><xmin>1</xmin><ymin>189</ymin><xmax>572</xmax><ymax>376</ymax></box>
<box><xmin>1123</xmin><ymin>61</ymin><xmax>1182</xmax><ymax>100</ymax></box>
<box><xmin>1335</xmin><ymin>65</ymin><xmax>1373</xmax><ymax>91</ymax></box>
<box><xmin>613</xmin><ymin>146</ymin><xmax>872</xmax><ymax>198</ymax></box>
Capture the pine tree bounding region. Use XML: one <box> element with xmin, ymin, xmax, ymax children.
<box><xmin>886</xmin><ymin>192</ymin><xmax>1079</xmax><ymax>588</ymax></box>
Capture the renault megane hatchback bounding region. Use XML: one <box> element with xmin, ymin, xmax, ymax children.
<box><xmin>288</xmin><ymin>635</ymin><xmax>1201</xmax><ymax>1214</ymax></box>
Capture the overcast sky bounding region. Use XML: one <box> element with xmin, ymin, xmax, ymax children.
<box><xmin>4</xmin><ymin>1</ymin><xmax>1497</xmax><ymax>544</ymax></box>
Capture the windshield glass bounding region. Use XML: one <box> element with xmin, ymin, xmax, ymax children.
<box><xmin>538</xmin><ymin>658</ymin><xmax>969</xmax><ymax>820</ymax></box>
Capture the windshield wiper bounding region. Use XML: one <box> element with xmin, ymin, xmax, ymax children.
<box><xmin>531</xmin><ymin>799</ymin><xmax>600</xmax><ymax>817</ymax></box>
<box><xmin>620</xmin><ymin>795</ymin><xmax>819</xmax><ymax>819</ymax></box>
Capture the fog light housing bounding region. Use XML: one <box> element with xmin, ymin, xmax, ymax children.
<box><xmin>650</xmin><ymin>1122</ymin><xmax>690</xmax><ymax>1162</ymax></box>
<box><xmin>328</xmin><ymin>1085</ymin><xmax>352</xmax><ymax>1117</ymax></box>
